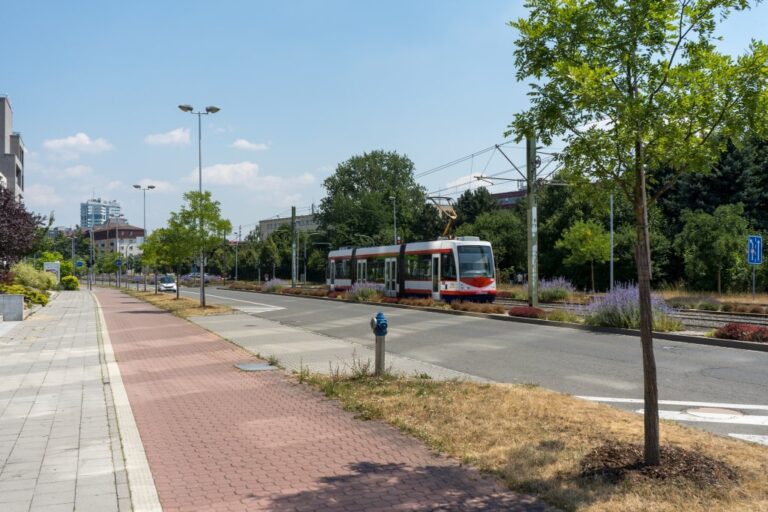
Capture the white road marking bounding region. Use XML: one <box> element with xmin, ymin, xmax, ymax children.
<box><xmin>635</xmin><ymin>409</ymin><xmax>768</xmax><ymax>426</ymax></box>
<box><xmin>577</xmin><ymin>396</ymin><xmax>768</xmax><ymax>411</ymax></box>
<box><xmin>729</xmin><ymin>434</ymin><xmax>768</xmax><ymax>445</ymax></box>
<box><xmin>180</xmin><ymin>290</ymin><xmax>284</xmax><ymax>310</ymax></box>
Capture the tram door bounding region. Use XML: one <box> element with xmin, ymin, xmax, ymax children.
<box><xmin>432</xmin><ymin>255</ymin><xmax>440</xmax><ymax>300</ymax></box>
<box><xmin>357</xmin><ymin>260</ymin><xmax>367</xmax><ymax>284</ymax></box>
<box><xmin>328</xmin><ymin>260</ymin><xmax>335</xmax><ymax>289</ymax></box>
<box><xmin>384</xmin><ymin>257</ymin><xmax>397</xmax><ymax>297</ymax></box>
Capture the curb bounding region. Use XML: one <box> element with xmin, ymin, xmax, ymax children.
<box><xmin>92</xmin><ymin>292</ymin><xmax>163</xmax><ymax>512</ymax></box>
<box><xmin>219</xmin><ymin>287</ymin><xmax>768</xmax><ymax>353</ymax></box>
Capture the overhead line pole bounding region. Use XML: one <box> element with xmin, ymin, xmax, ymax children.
<box><xmin>291</xmin><ymin>206</ymin><xmax>297</xmax><ymax>287</ymax></box>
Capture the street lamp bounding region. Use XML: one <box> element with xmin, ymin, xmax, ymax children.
<box><xmin>389</xmin><ymin>195</ymin><xmax>397</xmax><ymax>245</ymax></box>
<box><xmin>133</xmin><ymin>184</ymin><xmax>155</xmax><ymax>291</ymax></box>
<box><xmin>179</xmin><ymin>104</ymin><xmax>220</xmax><ymax>306</ymax></box>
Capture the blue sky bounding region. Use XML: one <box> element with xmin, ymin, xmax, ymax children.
<box><xmin>4</xmin><ymin>1</ymin><xmax>766</xmax><ymax>236</ymax></box>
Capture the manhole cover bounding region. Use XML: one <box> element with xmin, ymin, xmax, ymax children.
<box><xmin>686</xmin><ymin>407</ymin><xmax>743</xmax><ymax>419</ymax></box>
<box><xmin>235</xmin><ymin>363</ymin><xmax>277</xmax><ymax>372</ymax></box>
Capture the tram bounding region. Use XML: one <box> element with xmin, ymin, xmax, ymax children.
<box><xmin>326</xmin><ymin>237</ymin><xmax>496</xmax><ymax>302</ymax></box>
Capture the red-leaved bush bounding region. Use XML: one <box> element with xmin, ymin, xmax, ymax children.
<box><xmin>327</xmin><ymin>291</ymin><xmax>344</xmax><ymax>299</ymax></box>
<box><xmin>508</xmin><ymin>306</ymin><xmax>546</xmax><ymax>319</ymax></box>
<box><xmin>713</xmin><ymin>323</ymin><xmax>768</xmax><ymax>342</ymax></box>
<box><xmin>380</xmin><ymin>297</ymin><xmax>400</xmax><ymax>304</ymax></box>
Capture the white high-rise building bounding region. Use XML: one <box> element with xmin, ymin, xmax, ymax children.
<box><xmin>80</xmin><ymin>198</ymin><xmax>122</xmax><ymax>228</ymax></box>
<box><xmin>0</xmin><ymin>96</ymin><xmax>25</xmax><ymax>202</ymax></box>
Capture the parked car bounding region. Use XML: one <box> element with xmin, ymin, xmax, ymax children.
<box><xmin>158</xmin><ymin>275</ymin><xmax>177</xmax><ymax>293</ymax></box>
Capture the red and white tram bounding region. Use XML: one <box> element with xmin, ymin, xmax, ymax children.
<box><xmin>326</xmin><ymin>237</ymin><xmax>496</xmax><ymax>302</ymax></box>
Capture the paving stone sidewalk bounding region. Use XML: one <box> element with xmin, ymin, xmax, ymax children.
<box><xmin>96</xmin><ymin>288</ymin><xmax>552</xmax><ymax>511</ymax></box>
<box><xmin>0</xmin><ymin>291</ymin><xmax>130</xmax><ymax>512</ymax></box>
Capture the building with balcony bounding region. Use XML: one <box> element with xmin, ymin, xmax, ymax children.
<box><xmin>0</xmin><ymin>96</ymin><xmax>25</xmax><ymax>201</ymax></box>
<box><xmin>80</xmin><ymin>198</ymin><xmax>122</xmax><ymax>228</ymax></box>
<box><xmin>86</xmin><ymin>217</ymin><xmax>144</xmax><ymax>257</ymax></box>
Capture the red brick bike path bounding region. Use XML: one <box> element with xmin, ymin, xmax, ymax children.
<box><xmin>96</xmin><ymin>289</ymin><xmax>551</xmax><ymax>512</ymax></box>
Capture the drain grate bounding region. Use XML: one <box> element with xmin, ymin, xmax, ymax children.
<box><xmin>235</xmin><ymin>362</ymin><xmax>277</xmax><ymax>372</ymax></box>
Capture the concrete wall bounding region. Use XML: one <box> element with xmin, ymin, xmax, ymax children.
<box><xmin>0</xmin><ymin>294</ymin><xmax>24</xmax><ymax>322</ymax></box>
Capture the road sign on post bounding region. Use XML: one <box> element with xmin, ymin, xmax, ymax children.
<box><xmin>748</xmin><ymin>235</ymin><xmax>762</xmax><ymax>265</ymax></box>
<box><xmin>748</xmin><ymin>235</ymin><xmax>763</xmax><ymax>298</ymax></box>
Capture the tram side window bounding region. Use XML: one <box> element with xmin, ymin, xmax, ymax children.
<box><xmin>406</xmin><ymin>254</ymin><xmax>431</xmax><ymax>280</ymax></box>
<box><xmin>441</xmin><ymin>252</ymin><xmax>457</xmax><ymax>280</ymax></box>
<box><xmin>334</xmin><ymin>259</ymin><xmax>350</xmax><ymax>279</ymax></box>
<box><xmin>368</xmin><ymin>258</ymin><xmax>385</xmax><ymax>283</ymax></box>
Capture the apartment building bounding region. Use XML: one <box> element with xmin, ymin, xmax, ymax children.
<box><xmin>0</xmin><ymin>96</ymin><xmax>25</xmax><ymax>201</ymax></box>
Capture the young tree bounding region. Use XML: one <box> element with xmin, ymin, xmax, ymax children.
<box><xmin>509</xmin><ymin>0</ymin><xmax>768</xmax><ymax>465</ymax></box>
<box><xmin>174</xmin><ymin>191</ymin><xmax>232</xmax><ymax>306</ymax></box>
<box><xmin>141</xmin><ymin>225</ymin><xmax>195</xmax><ymax>299</ymax></box>
<box><xmin>676</xmin><ymin>204</ymin><xmax>748</xmax><ymax>293</ymax></box>
<box><xmin>455</xmin><ymin>188</ymin><xmax>499</xmax><ymax>227</ymax></box>
<box><xmin>556</xmin><ymin>220</ymin><xmax>611</xmax><ymax>291</ymax></box>
<box><xmin>0</xmin><ymin>187</ymin><xmax>44</xmax><ymax>276</ymax></box>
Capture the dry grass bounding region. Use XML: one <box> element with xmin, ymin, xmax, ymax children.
<box><xmin>658</xmin><ymin>289</ymin><xmax>768</xmax><ymax>306</ymax></box>
<box><xmin>304</xmin><ymin>375</ymin><xmax>768</xmax><ymax>512</ymax></box>
<box><xmin>123</xmin><ymin>290</ymin><xmax>232</xmax><ymax>318</ymax></box>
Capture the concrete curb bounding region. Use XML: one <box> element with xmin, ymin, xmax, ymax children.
<box><xmin>93</xmin><ymin>292</ymin><xmax>163</xmax><ymax>512</ymax></box>
<box><xmin>220</xmin><ymin>287</ymin><xmax>768</xmax><ymax>353</ymax></box>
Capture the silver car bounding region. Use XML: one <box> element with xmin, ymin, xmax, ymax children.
<box><xmin>158</xmin><ymin>276</ymin><xmax>177</xmax><ymax>292</ymax></box>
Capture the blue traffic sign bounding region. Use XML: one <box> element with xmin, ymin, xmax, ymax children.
<box><xmin>75</xmin><ymin>260</ymin><xmax>84</xmax><ymax>268</ymax></box>
<box><xmin>748</xmin><ymin>235</ymin><xmax>763</xmax><ymax>265</ymax></box>
<box><xmin>115</xmin><ymin>259</ymin><xmax>123</xmax><ymax>267</ymax></box>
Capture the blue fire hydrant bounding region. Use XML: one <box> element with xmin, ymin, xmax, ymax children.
<box><xmin>370</xmin><ymin>312</ymin><xmax>388</xmax><ymax>375</ymax></box>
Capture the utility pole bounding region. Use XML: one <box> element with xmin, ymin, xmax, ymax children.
<box><xmin>234</xmin><ymin>225</ymin><xmax>241</xmax><ymax>281</ymax></box>
<box><xmin>526</xmin><ymin>134</ymin><xmax>539</xmax><ymax>307</ymax></box>
<box><xmin>610</xmin><ymin>192</ymin><xmax>614</xmax><ymax>292</ymax></box>
<box><xmin>291</xmin><ymin>206</ymin><xmax>297</xmax><ymax>287</ymax></box>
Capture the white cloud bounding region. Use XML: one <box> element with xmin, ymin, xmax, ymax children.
<box><xmin>24</xmin><ymin>184</ymin><xmax>64</xmax><ymax>208</ymax></box>
<box><xmin>106</xmin><ymin>180</ymin><xmax>123</xmax><ymax>191</ymax></box>
<box><xmin>133</xmin><ymin>179</ymin><xmax>176</xmax><ymax>193</ymax></box>
<box><xmin>231</xmin><ymin>139</ymin><xmax>269</xmax><ymax>152</ymax></box>
<box><xmin>187</xmin><ymin>161</ymin><xmax>315</xmax><ymax>191</ymax></box>
<box><xmin>442</xmin><ymin>173</ymin><xmax>489</xmax><ymax>193</ymax></box>
<box><xmin>144</xmin><ymin>128</ymin><xmax>190</xmax><ymax>146</ymax></box>
<box><xmin>62</xmin><ymin>165</ymin><xmax>92</xmax><ymax>178</ymax></box>
<box><xmin>43</xmin><ymin>133</ymin><xmax>114</xmax><ymax>159</ymax></box>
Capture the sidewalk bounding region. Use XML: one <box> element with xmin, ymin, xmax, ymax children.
<box><xmin>95</xmin><ymin>288</ymin><xmax>552</xmax><ymax>511</ymax></box>
<box><xmin>0</xmin><ymin>291</ymin><xmax>130</xmax><ymax>512</ymax></box>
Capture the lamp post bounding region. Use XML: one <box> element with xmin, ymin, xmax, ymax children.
<box><xmin>133</xmin><ymin>184</ymin><xmax>155</xmax><ymax>291</ymax></box>
<box><xmin>389</xmin><ymin>195</ymin><xmax>397</xmax><ymax>245</ymax></box>
<box><xmin>179</xmin><ymin>104</ymin><xmax>220</xmax><ymax>306</ymax></box>
<box><xmin>234</xmin><ymin>225</ymin><xmax>241</xmax><ymax>281</ymax></box>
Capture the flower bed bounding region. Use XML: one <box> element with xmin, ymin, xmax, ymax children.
<box><xmin>713</xmin><ymin>323</ymin><xmax>768</xmax><ymax>342</ymax></box>
<box><xmin>508</xmin><ymin>306</ymin><xmax>546</xmax><ymax>319</ymax></box>
<box><xmin>451</xmin><ymin>301</ymin><xmax>507</xmax><ymax>314</ymax></box>
<box><xmin>585</xmin><ymin>284</ymin><xmax>682</xmax><ymax>332</ymax></box>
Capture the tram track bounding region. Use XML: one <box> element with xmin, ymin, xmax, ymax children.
<box><xmin>494</xmin><ymin>297</ymin><xmax>768</xmax><ymax>331</ymax></box>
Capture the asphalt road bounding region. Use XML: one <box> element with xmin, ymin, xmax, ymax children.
<box><xmin>182</xmin><ymin>287</ymin><xmax>768</xmax><ymax>443</ymax></box>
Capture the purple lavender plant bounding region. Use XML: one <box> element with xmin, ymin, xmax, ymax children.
<box><xmin>263</xmin><ymin>278</ymin><xmax>285</xmax><ymax>293</ymax></box>
<box><xmin>345</xmin><ymin>282</ymin><xmax>385</xmax><ymax>302</ymax></box>
<box><xmin>524</xmin><ymin>277</ymin><xmax>576</xmax><ymax>302</ymax></box>
<box><xmin>585</xmin><ymin>283</ymin><xmax>680</xmax><ymax>331</ymax></box>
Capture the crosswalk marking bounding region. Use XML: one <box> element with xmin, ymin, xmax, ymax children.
<box><xmin>577</xmin><ymin>396</ymin><xmax>768</xmax><ymax>411</ymax></box>
<box><xmin>635</xmin><ymin>409</ymin><xmax>768</xmax><ymax>427</ymax></box>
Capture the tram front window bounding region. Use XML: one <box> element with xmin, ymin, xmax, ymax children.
<box><xmin>458</xmin><ymin>245</ymin><xmax>495</xmax><ymax>278</ymax></box>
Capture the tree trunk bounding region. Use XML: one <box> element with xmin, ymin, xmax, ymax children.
<box><xmin>634</xmin><ymin>143</ymin><xmax>660</xmax><ymax>466</ymax></box>
<box><xmin>176</xmin><ymin>266</ymin><xmax>180</xmax><ymax>300</ymax></box>
<box><xmin>717</xmin><ymin>267</ymin><xmax>722</xmax><ymax>295</ymax></box>
<box><xmin>591</xmin><ymin>260</ymin><xmax>595</xmax><ymax>292</ymax></box>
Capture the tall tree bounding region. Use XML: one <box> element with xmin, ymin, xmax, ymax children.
<box><xmin>510</xmin><ymin>0</ymin><xmax>768</xmax><ymax>465</ymax></box>
<box><xmin>317</xmin><ymin>150</ymin><xmax>427</xmax><ymax>247</ymax></box>
<box><xmin>174</xmin><ymin>191</ymin><xmax>232</xmax><ymax>306</ymax></box>
<box><xmin>0</xmin><ymin>187</ymin><xmax>44</xmax><ymax>277</ymax></box>
<box><xmin>556</xmin><ymin>220</ymin><xmax>611</xmax><ymax>291</ymax></box>
<box><xmin>455</xmin><ymin>210</ymin><xmax>526</xmax><ymax>275</ymax></box>
<box><xmin>454</xmin><ymin>187</ymin><xmax>499</xmax><ymax>227</ymax></box>
<box><xmin>141</xmin><ymin>225</ymin><xmax>195</xmax><ymax>298</ymax></box>
<box><xmin>676</xmin><ymin>204</ymin><xmax>749</xmax><ymax>293</ymax></box>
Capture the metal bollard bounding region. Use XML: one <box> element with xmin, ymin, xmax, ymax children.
<box><xmin>369</xmin><ymin>312</ymin><xmax>388</xmax><ymax>376</ymax></box>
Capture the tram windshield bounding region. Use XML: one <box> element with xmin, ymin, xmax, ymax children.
<box><xmin>457</xmin><ymin>245</ymin><xmax>495</xmax><ymax>278</ymax></box>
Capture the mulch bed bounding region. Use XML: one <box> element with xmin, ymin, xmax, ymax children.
<box><xmin>580</xmin><ymin>442</ymin><xmax>738</xmax><ymax>487</ymax></box>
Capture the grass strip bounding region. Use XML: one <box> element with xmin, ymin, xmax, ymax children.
<box><xmin>301</xmin><ymin>373</ymin><xmax>768</xmax><ymax>512</ymax></box>
<box><xmin>122</xmin><ymin>290</ymin><xmax>232</xmax><ymax>318</ymax></box>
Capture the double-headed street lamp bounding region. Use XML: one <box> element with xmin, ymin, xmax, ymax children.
<box><xmin>133</xmin><ymin>184</ymin><xmax>155</xmax><ymax>291</ymax></box>
<box><xmin>178</xmin><ymin>104</ymin><xmax>220</xmax><ymax>306</ymax></box>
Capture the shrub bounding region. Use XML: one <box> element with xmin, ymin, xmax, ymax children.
<box><xmin>584</xmin><ymin>283</ymin><xmax>683</xmax><ymax>332</ymax></box>
<box><xmin>451</xmin><ymin>301</ymin><xmax>507</xmax><ymax>314</ymax></box>
<box><xmin>345</xmin><ymin>282</ymin><xmax>384</xmax><ymax>302</ymax></box>
<box><xmin>399</xmin><ymin>297</ymin><xmax>433</xmax><ymax>307</ymax></box>
<box><xmin>750</xmin><ymin>327</ymin><xmax>768</xmax><ymax>342</ymax></box>
<box><xmin>0</xmin><ymin>283</ymin><xmax>49</xmax><ymax>306</ymax></box>
<box><xmin>538</xmin><ymin>277</ymin><xmax>576</xmax><ymax>303</ymax></box>
<box><xmin>263</xmin><ymin>278</ymin><xmax>285</xmax><ymax>293</ymax></box>
<box><xmin>61</xmin><ymin>276</ymin><xmax>79</xmax><ymax>290</ymax></box>
<box><xmin>721</xmin><ymin>302</ymin><xmax>737</xmax><ymax>312</ymax></box>
<box><xmin>749</xmin><ymin>305</ymin><xmax>765</xmax><ymax>314</ymax></box>
<box><xmin>229</xmin><ymin>281</ymin><xmax>261</xmax><ymax>291</ymax></box>
<box><xmin>696</xmin><ymin>299</ymin><xmax>721</xmax><ymax>311</ymax></box>
<box><xmin>11</xmin><ymin>262</ymin><xmax>57</xmax><ymax>291</ymax></box>
<box><xmin>508</xmin><ymin>306</ymin><xmax>546</xmax><ymax>319</ymax></box>
<box><xmin>282</xmin><ymin>287</ymin><xmax>303</xmax><ymax>295</ymax></box>
<box><xmin>380</xmin><ymin>297</ymin><xmax>400</xmax><ymax>304</ymax></box>
<box><xmin>546</xmin><ymin>309</ymin><xmax>581</xmax><ymax>323</ymax></box>
<box><xmin>714</xmin><ymin>323</ymin><xmax>760</xmax><ymax>341</ymax></box>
